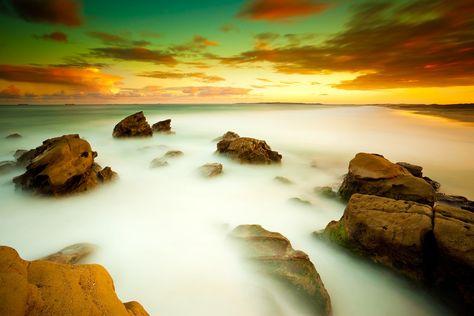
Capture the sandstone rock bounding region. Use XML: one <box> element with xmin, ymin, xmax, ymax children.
<box><xmin>13</xmin><ymin>134</ymin><xmax>117</xmax><ymax>196</ymax></box>
<box><xmin>314</xmin><ymin>186</ymin><xmax>338</xmax><ymax>199</ymax></box>
<box><xmin>216</xmin><ymin>132</ymin><xmax>282</xmax><ymax>164</ymax></box>
<box><xmin>124</xmin><ymin>301</ymin><xmax>150</xmax><ymax>316</ymax></box>
<box><xmin>152</xmin><ymin>119</ymin><xmax>172</xmax><ymax>133</ymax></box>
<box><xmin>0</xmin><ymin>161</ymin><xmax>16</xmax><ymax>174</ymax></box>
<box><xmin>338</xmin><ymin>153</ymin><xmax>435</xmax><ymax>205</ymax></box>
<box><xmin>274</xmin><ymin>176</ymin><xmax>293</xmax><ymax>184</ymax></box>
<box><xmin>6</xmin><ymin>133</ymin><xmax>21</xmax><ymax>139</ymax></box>
<box><xmin>41</xmin><ymin>243</ymin><xmax>96</xmax><ymax>264</ymax></box>
<box><xmin>435</xmin><ymin>193</ymin><xmax>474</xmax><ymax>211</ymax></box>
<box><xmin>230</xmin><ymin>225</ymin><xmax>332</xmax><ymax>316</ymax></box>
<box><xmin>424</xmin><ymin>176</ymin><xmax>441</xmax><ymax>191</ymax></box>
<box><xmin>199</xmin><ymin>163</ymin><xmax>223</xmax><ymax>177</ymax></box>
<box><xmin>397</xmin><ymin>162</ymin><xmax>423</xmax><ymax>177</ymax></box>
<box><xmin>0</xmin><ymin>246</ymin><xmax>149</xmax><ymax>316</ymax></box>
<box><xmin>113</xmin><ymin>111</ymin><xmax>153</xmax><ymax>138</ymax></box>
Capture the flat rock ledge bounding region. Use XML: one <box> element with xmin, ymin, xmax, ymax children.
<box><xmin>13</xmin><ymin>134</ymin><xmax>117</xmax><ymax>196</ymax></box>
<box><xmin>317</xmin><ymin>193</ymin><xmax>473</xmax><ymax>310</ymax></box>
<box><xmin>230</xmin><ymin>224</ymin><xmax>332</xmax><ymax>316</ymax></box>
<box><xmin>113</xmin><ymin>111</ymin><xmax>153</xmax><ymax>138</ymax></box>
<box><xmin>216</xmin><ymin>131</ymin><xmax>282</xmax><ymax>164</ymax></box>
<box><xmin>0</xmin><ymin>246</ymin><xmax>149</xmax><ymax>316</ymax></box>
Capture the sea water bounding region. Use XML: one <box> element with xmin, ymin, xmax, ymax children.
<box><xmin>0</xmin><ymin>104</ymin><xmax>473</xmax><ymax>316</ymax></box>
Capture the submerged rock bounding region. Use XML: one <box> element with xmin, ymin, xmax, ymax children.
<box><xmin>274</xmin><ymin>176</ymin><xmax>293</xmax><ymax>184</ymax></box>
<box><xmin>199</xmin><ymin>163</ymin><xmax>223</xmax><ymax>177</ymax></box>
<box><xmin>0</xmin><ymin>161</ymin><xmax>17</xmax><ymax>175</ymax></box>
<box><xmin>230</xmin><ymin>225</ymin><xmax>332</xmax><ymax>316</ymax></box>
<box><xmin>113</xmin><ymin>111</ymin><xmax>153</xmax><ymax>138</ymax></box>
<box><xmin>150</xmin><ymin>157</ymin><xmax>169</xmax><ymax>168</ymax></box>
<box><xmin>41</xmin><ymin>243</ymin><xmax>96</xmax><ymax>264</ymax></box>
<box><xmin>0</xmin><ymin>246</ymin><xmax>149</xmax><ymax>316</ymax></box>
<box><xmin>6</xmin><ymin>133</ymin><xmax>21</xmax><ymax>139</ymax></box>
<box><xmin>164</xmin><ymin>150</ymin><xmax>183</xmax><ymax>158</ymax></box>
<box><xmin>216</xmin><ymin>131</ymin><xmax>282</xmax><ymax>164</ymax></box>
<box><xmin>152</xmin><ymin>119</ymin><xmax>172</xmax><ymax>133</ymax></box>
<box><xmin>314</xmin><ymin>186</ymin><xmax>338</xmax><ymax>199</ymax></box>
<box><xmin>13</xmin><ymin>134</ymin><xmax>117</xmax><ymax>196</ymax></box>
<box><xmin>289</xmin><ymin>197</ymin><xmax>312</xmax><ymax>205</ymax></box>
<box><xmin>338</xmin><ymin>153</ymin><xmax>435</xmax><ymax>205</ymax></box>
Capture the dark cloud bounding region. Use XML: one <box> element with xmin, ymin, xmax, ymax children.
<box><xmin>52</xmin><ymin>56</ymin><xmax>108</xmax><ymax>69</ymax></box>
<box><xmin>238</xmin><ymin>0</ymin><xmax>330</xmax><ymax>21</ymax></box>
<box><xmin>171</xmin><ymin>35</ymin><xmax>219</xmax><ymax>55</ymax></box>
<box><xmin>90</xmin><ymin>47</ymin><xmax>177</xmax><ymax>66</ymax></box>
<box><xmin>139</xmin><ymin>70</ymin><xmax>225</xmax><ymax>83</ymax></box>
<box><xmin>34</xmin><ymin>31</ymin><xmax>68</xmax><ymax>43</ymax></box>
<box><xmin>86</xmin><ymin>31</ymin><xmax>128</xmax><ymax>45</ymax></box>
<box><xmin>220</xmin><ymin>0</ymin><xmax>474</xmax><ymax>89</ymax></box>
<box><xmin>0</xmin><ymin>0</ymin><xmax>82</xmax><ymax>26</ymax></box>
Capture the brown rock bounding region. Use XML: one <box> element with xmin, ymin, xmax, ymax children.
<box><xmin>13</xmin><ymin>134</ymin><xmax>117</xmax><ymax>196</ymax></box>
<box><xmin>216</xmin><ymin>133</ymin><xmax>282</xmax><ymax>164</ymax></box>
<box><xmin>274</xmin><ymin>176</ymin><xmax>293</xmax><ymax>184</ymax></box>
<box><xmin>113</xmin><ymin>111</ymin><xmax>153</xmax><ymax>138</ymax></box>
<box><xmin>164</xmin><ymin>150</ymin><xmax>183</xmax><ymax>158</ymax></box>
<box><xmin>230</xmin><ymin>225</ymin><xmax>332</xmax><ymax>316</ymax></box>
<box><xmin>15</xmin><ymin>149</ymin><xmax>36</xmax><ymax>167</ymax></box>
<box><xmin>152</xmin><ymin>119</ymin><xmax>172</xmax><ymax>132</ymax></box>
<box><xmin>150</xmin><ymin>157</ymin><xmax>168</xmax><ymax>168</ymax></box>
<box><xmin>0</xmin><ymin>246</ymin><xmax>149</xmax><ymax>316</ymax></box>
<box><xmin>314</xmin><ymin>186</ymin><xmax>338</xmax><ymax>199</ymax></box>
<box><xmin>397</xmin><ymin>162</ymin><xmax>423</xmax><ymax>177</ymax></box>
<box><xmin>6</xmin><ymin>133</ymin><xmax>21</xmax><ymax>139</ymax></box>
<box><xmin>213</xmin><ymin>131</ymin><xmax>240</xmax><ymax>142</ymax></box>
<box><xmin>339</xmin><ymin>153</ymin><xmax>435</xmax><ymax>205</ymax></box>
<box><xmin>199</xmin><ymin>163</ymin><xmax>223</xmax><ymax>177</ymax></box>
<box><xmin>435</xmin><ymin>193</ymin><xmax>474</xmax><ymax>211</ymax></box>
<box><xmin>41</xmin><ymin>243</ymin><xmax>96</xmax><ymax>265</ymax></box>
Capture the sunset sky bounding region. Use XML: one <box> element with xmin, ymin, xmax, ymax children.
<box><xmin>0</xmin><ymin>0</ymin><xmax>472</xmax><ymax>104</ymax></box>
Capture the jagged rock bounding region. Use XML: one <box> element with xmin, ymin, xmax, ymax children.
<box><xmin>216</xmin><ymin>132</ymin><xmax>282</xmax><ymax>164</ymax></box>
<box><xmin>113</xmin><ymin>111</ymin><xmax>153</xmax><ymax>138</ymax></box>
<box><xmin>435</xmin><ymin>193</ymin><xmax>474</xmax><ymax>211</ymax></box>
<box><xmin>164</xmin><ymin>150</ymin><xmax>183</xmax><ymax>158</ymax></box>
<box><xmin>314</xmin><ymin>186</ymin><xmax>338</xmax><ymax>199</ymax></box>
<box><xmin>6</xmin><ymin>133</ymin><xmax>21</xmax><ymax>139</ymax></box>
<box><xmin>199</xmin><ymin>163</ymin><xmax>223</xmax><ymax>177</ymax></box>
<box><xmin>230</xmin><ymin>225</ymin><xmax>332</xmax><ymax>316</ymax></box>
<box><xmin>289</xmin><ymin>197</ymin><xmax>312</xmax><ymax>205</ymax></box>
<box><xmin>213</xmin><ymin>131</ymin><xmax>239</xmax><ymax>142</ymax></box>
<box><xmin>0</xmin><ymin>161</ymin><xmax>16</xmax><ymax>174</ymax></box>
<box><xmin>41</xmin><ymin>243</ymin><xmax>96</xmax><ymax>264</ymax></box>
<box><xmin>152</xmin><ymin>119</ymin><xmax>172</xmax><ymax>133</ymax></box>
<box><xmin>274</xmin><ymin>176</ymin><xmax>293</xmax><ymax>184</ymax></box>
<box><xmin>397</xmin><ymin>162</ymin><xmax>423</xmax><ymax>177</ymax></box>
<box><xmin>338</xmin><ymin>153</ymin><xmax>435</xmax><ymax>205</ymax></box>
<box><xmin>15</xmin><ymin>149</ymin><xmax>36</xmax><ymax>167</ymax></box>
<box><xmin>12</xmin><ymin>134</ymin><xmax>117</xmax><ymax>196</ymax></box>
<box><xmin>0</xmin><ymin>246</ymin><xmax>148</xmax><ymax>316</ymax></box>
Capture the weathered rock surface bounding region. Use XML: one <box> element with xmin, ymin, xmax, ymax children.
<box><xmin>6</xmin><ymin>133</ymin><xmax>21</xmax><ymax>139</ymax></box>
<box><xmin>230</xmin><ymin>225</ymin><xmax>332</xmax><ymax>316</ymax></box>
<box><xmin>152</xmin><ymin>119</ymin><xmax>172</xmax><ymax>133</ymax></box>
<box><xmin>41</xmin><ymin>243</ymin><xmax>96</xmax><ymax>264</ymax></box>
<box><xmin>435</xmin><ymin>193</ymin><xmax>474</xmax><ymax>212</ymax></box>
<box><xmin>13</xmin><ymin>134</ymin><xmax>117</xmax><ymax>196</ymax></box>
<box><xmin>113</xmin><ymin>111</ymin><xmax>153</xmax><ymax>138</ymax></box>
<box><xmin>0</xmin><ymin>246</ymin><xmax>149</xmax><ymax>316</ymax></box>
<box><xmin>199</xmin><ymin>163</ymin><xmax>223</xmax><ymax>177</ymax></box>
<box><xmin>338</xmin><ymin>153</ymin><xmax>435</xmax><ymax>205</ymax></box>
<box><xmin>216</xmin><ymin>132</ymin><xmax>282</xmax><ymax>164</ymax></box>
<box><xmin>0</xmin><ymin>160</ymin><xmax>17</xmax><ymax>174</ymax></box>
<box><xmin>397</xmin><ymin>161</ymin><xmax>423</xmax><ymax>177</ymax></box>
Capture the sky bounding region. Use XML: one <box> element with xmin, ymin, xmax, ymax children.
<box><xmin>0</xmin><ymin>0</ymin><xmax>472</xmax><ymax>104</ymax></box>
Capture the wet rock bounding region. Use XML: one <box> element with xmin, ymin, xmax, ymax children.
<box><xmin>6</xmin><ymin>133</ymin><xmax>21</xmax><ymax>139</ymax></box>
<box><xmin>0</xmin><ymin>161</ymin><xmax>17</xmax><ymax>174</ymax></box>
<box><xmin>397</xmin><ymin>162</ymin><xmax>423</xmax><ymax>177</ymax></box>
<box><xmin>12</xmin><ymin>134</ymin><xmax>117</xmax><ymax>196</ymax></box>
<box><xmin>213</xmin><ymin>131</ymin><xmax>239</xmax><ymax>142</ymax></box>
<box><xmin>199</xmin><ymin>163</ymin><xmax>223</xmax><ymax>177</ymax></box>
<box><xmin>216</xmin><ymin>132</ymin><xmax>282</xmax><ymax>164</ymax></box>
<box><xmin>152</xmin><ymin>119</ymin><xmax>172</xmax><ymax>133</ymax></box>
<box><xmin>289</xmin><ymin>197</ymin><xmax>312</xmax><ymax>205</ymax></box>
<box><xmin>230</xmin><ymin>225</ymin><xmax>332</xmax><ymax>316</ymax></box>
<box><xmin>14</xmin><ymin>149</ymin><xmax>36</xmax><ymax>167</ymax></box>
<box><xmin>314</xmin><ymin>186</ymin><xmax>338</xmax><ymax>199</ymax></box>
<box><xmin>164</xmin><ymin>150</ymin><xmax>183</xmax><ymax>158</ymax></box>
<box><xmin>113</xmin><ymin>111</ymin><xmax>153</xmax><ymax>138</ymax></box>
<box><xmin>0</xmin><ymin>246</ymin><xmax>149</xmax><ymax>316</ymax></box>
<box><xmin>435</xmin><ymin>193</ymin><xmax>474</xmax><ymax>211</ymax></box>
<box><xmin>150</xmin><ymin>157</ymin><xmax>169</xmax><ymax>168</ymax></box>
<box><xmin>41</xmin><ymin>243</ymin><xmax>96</xmax><ymax>264</ymax></box>
<box><xmin>274</xmin><ymin>176</ymin><xmax>293</xmax><ymax>184</ymax></box>
<box><xmin>338</xmin><ymin>153</ymin><xmax>435</xmax><ymax>205</ymax></box>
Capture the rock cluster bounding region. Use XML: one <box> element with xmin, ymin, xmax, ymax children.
<box><xmin>13</xmin><ymin>134</ymin><xmax>117</xmax><ymax>196</ymax></box>
<box><xmin>113</xmin><ymin>111</ymin><xmax>153</xmax><ymax>138</ymax></box>
<box><xmin>216</xmin><ymin>131</ymin><xmax>282</xmax><ymax>164</ymax></box>
<box><xmin>152</xmin><ymin>119</ymin><xmax>172</xmax><ymax>133</ymax></box>
<box><xmin>230</xmin><ymin>225</ymin><xmax>332</xmax><ymax>316</ymax></box>
<box><xmin>0</xmin><ymin>246</ymin><xmax>148</xmax><ymax>316</ymax></box>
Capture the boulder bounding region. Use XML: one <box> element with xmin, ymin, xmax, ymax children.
<box><xmin>152</xmin><ymin>119</ymin><xmax>172</xmax><ymax>133</ymax></box>
<box><xmin>199</xmin><ymin>163</ymin><xmax>223</xmax><ymax>177</ymax></box>
<box><xmin>0</xmin><ymin>161</ymin><xmax>17</xmax><ymax>175</ymax></box>
<box><xmin>13</xmin><ymin>134</ymin><xmax>117</xmax><ymax>196</ymax></box>
<box><xmin>0</xmin><ymin>246</ymin><xmax>149</xmax><ymax>316</ymax></box>
<box><xmin>230</xmin><ymin>225</ymin><xmax>332</xmax><ymax>316</ymax></box>
<box><xmin>113</xmin><ymin>111</ymin><xmax>153</xmax><ymax>138</ymax></box>
<box><xmin>41</xmin><ymin>243</ymin><xmax>96</xmax><ymax>265</ymax></box>
<box><xmin>216</xmin><ymin>132</ymin><xmax>282</xmax><ymax>164</ymax></box>
<box><xmin>6</xmin><ymin>133</ymin><xmax>21</xmax><ymax>139</ymax></box>
<box><xmin>397</xmin><ymin>162</ymin><xmax>423</xmax><ymax>177</ymax></box>
<box><xmin>338</xmin><ymin>153</ymin><xmax>435</xmax><ymax>205</ymax></box>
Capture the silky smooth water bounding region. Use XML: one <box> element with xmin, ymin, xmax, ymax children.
<box><xmin>0</xmin><ymin>104</ymin><xmax>473</xmax><ymax>316</ymax></box>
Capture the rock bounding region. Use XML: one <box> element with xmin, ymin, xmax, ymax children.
<box><xmin>216</xmin><ymin>132</ymin><xmax>282</xmax><ymax>164</ymax></box>
<box><xmin>12</xmin><ymin>134</ymin><xmax>117</xmax><ymax>196</ymax></box>
<box><xmin>213</xmin><ymin>131</ymin><xmax>239</xmax><ymax>142</ymax></box>
<box><xmin>113</xmin><ymin>111</ymin><xmax>153</xmax><ymax>138</ymax></box>
<box><xmin>397</xmin><ymin>162</ymin><xmax>423</xmax><ymax>177</ymax></box>
<box><xmin>338</xmin><ymin>153</ymin><xmax>435</xmax><ymax>205</ymax></box>
<box><xmin>0</xmin><ymin>161</ymin><xmax>17</xmax><ymax>174</ymax></box>
<box><xmin>150</xmin><ymin>157</ymin><xmax>169</xmax><ymax>168</ymax></box>
<box><xmin>274</xmin><ymin>176</ymin><xmax>293</xmax><ymax>184</ymax></box>
<box><xmin>435</xmin><ymin>193</ymin><xmax>474</xmax><ymax>211</ymax></box>
<box><xmin>314</xmin><ymin>186</ymin><xmax>338</xmax><ymax>199</ymax></box>
<box><xmin>15</xmin><ymin>149</ymin><xmax>36</xmax><ymax>167</ymax></box>
<box><xmin>230</xmin><ymin>225</ymin><xmax>332</xmax><ymax>316</ymax></box>
<box><xmin>0</xmin><ymin>246</ymin><xmax>149</xmax><ymax>316</ymax></box>
<box><xmin>164</xmin><ymin>150</ymin><xmax>183</xmax><ymax>158</ymax></box>
<box><xmin>41</xmin><ymin>243</ymin><xmax>96</xmax><ymax>264</ymax></box>
<box><xmin>199</xmin><ymin>163</ymin><xmax>223</xmax><ymax>177</ymax></box>
<box><xmin>433</xmin><ymin>203</ymin><xmax>474</xmax><ymax>306</ymax></box>
<box><xmin>124</xmin><ymin>301</ymin><xmax>150</xmax><ymax>316</ymax></box>
<box><xmin>6</xmin><ymin>133</ymin><xmax>21</xmax><ymax>139</ymax></box>
<box><xmin>424</xmin><ymin>176</ymin><xmax>441</xmax><ymax>192</ymax></box>
<box><xmin>152</xmin><ymin>119</ymin><xmax>172</xmax><ymax>133</ymax></box>
<box><xmin>289</xmin><ymin>197</ymin><xmax>312</xmax><ymax>205</ymax></box>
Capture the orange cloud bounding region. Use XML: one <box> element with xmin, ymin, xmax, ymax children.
<box><xmin>91</xmin><ymin>47</ymin><xmax>177</xmax><ymax>65</ymax></box>
<box><xmin>238</xmin><ymin>0</ymin><xmax>329</xmax><ymax>21</ymax></box>
<box><xmin>34</xmin><ymin>31</ymin><xmax>68</xmax><ymax>43</ymax></box>
<box><xmin>139</xmin><ymin>70</ymin><xmax>225</xmax><ymax>83</ymax></box>
<box><xmin>0</xmin><ymin>84</ymin><xmax>21</xmax><ymax>98</ymax></box>
<box><xmin>171</xmin><ymin>35</ymin><xmax>219</xmax><ymax>55</ymax></box>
